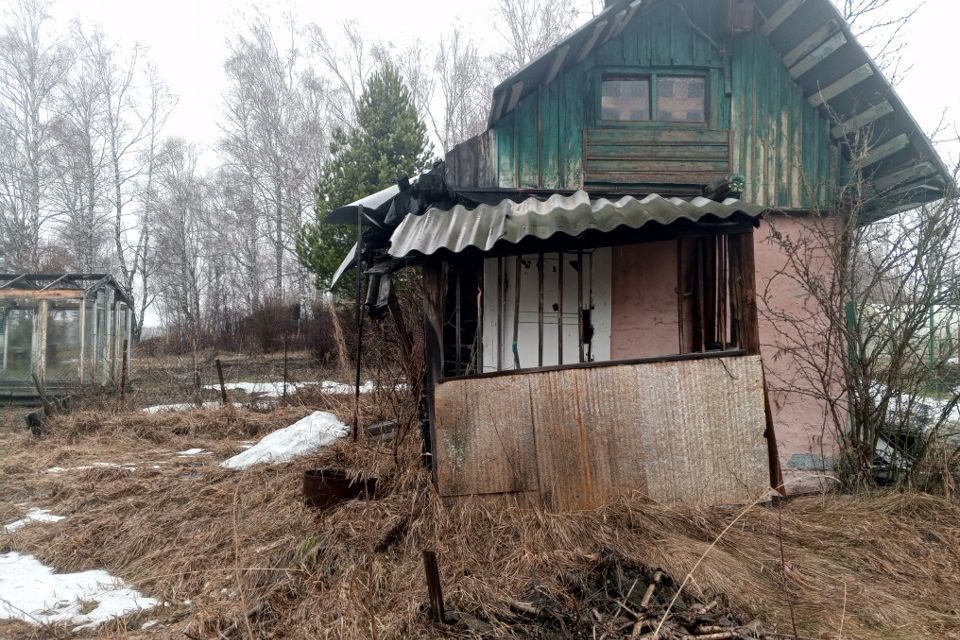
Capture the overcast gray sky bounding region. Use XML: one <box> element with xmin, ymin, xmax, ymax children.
<box><xmin>49</xmin><ymin>0</ymin><xmax>960</xmax><ymax>164</ymax></box>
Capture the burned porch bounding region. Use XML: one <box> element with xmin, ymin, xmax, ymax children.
<box><xmin>340</xmin><ymin>183</ymin><xmax>780</xmax><ymax>509</ymax></box>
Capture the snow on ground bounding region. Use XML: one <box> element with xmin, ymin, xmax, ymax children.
<box><xmin>221</xmin><ymin>411</ymin><xmax>349</xmax><ymax>469</ymax></box>
<box><xmin>3</xmin><ymin>508</ymin><xmax>65</xmax><ymax>533</ymax></box>
<box><xmin>175</xmin><ymin>448</ymin><xmax>208</xmax><ymax>456</ymax></box>
<box><xmin>45</xmin><ymin>462</ymin><xmax>137</xmax><ymax>475</ymax></box>
<box><xmin>0</xmin><ymin>552</ymin><xmax>158</xmax><ymax>629</ymax></box>
<box><xmin>201</xmin><ymin>381</ymin><xmax>316</xmax><ymax>398</ymax></box>
<box><xmin>142</xmin><ymin>401</ymin><xmax>243</xmax><ymax>414</ymax></box>
<box><xmin>201</xmin><ymin>380</ymin><xmax>395</xmax><ymax>398</ymax></box>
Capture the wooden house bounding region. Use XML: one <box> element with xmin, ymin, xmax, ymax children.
<box><xmin>329</xmin><ymin>0</ymin><xmax>952</xmax><ymax>507</ymax></box>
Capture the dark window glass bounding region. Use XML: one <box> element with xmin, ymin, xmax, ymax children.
<box><xmin>656</xmin><ymin>76</ymin><xmax>705</xmax><ymax>122</ymax></box>
<box><xmin>601</xmin><ymin>78</ymin><xmax>650</xmax><ymax>121</ymax></box>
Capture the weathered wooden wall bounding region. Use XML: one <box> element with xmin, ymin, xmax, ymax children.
<box><xmin>446</xmin><ymin>0</ymin><xmax>843</xmax><ymax>209</ymax></box>
<box><xmin>434</xmin><ymin>355</ymin><xmax>770</xmax><ymax>509</ymax></box>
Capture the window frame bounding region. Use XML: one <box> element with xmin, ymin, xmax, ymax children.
<box><xmin>596</xmin><ymin>67</ymin><xmax>713</xmax><ymax>128</ymax></box>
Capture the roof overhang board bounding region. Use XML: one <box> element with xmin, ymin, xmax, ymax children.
<box><xmin>757</xmin><ymin>0</ymin><xmax>953</xmax><ymax>209</ymax></box>
<box><xmin>830</xmin><ymin>101</ymin><xmax>894</xmax><ymax>139</ymax></box>
<box><xmin>807</xmin><ymin>63</ymin><xmax>873</xmax><ymax>107</ymax></box>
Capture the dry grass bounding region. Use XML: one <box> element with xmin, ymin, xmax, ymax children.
<box><xmin>1</xmin><ymin>398</ymin><xmax>959</xmax><ymax>640</ymax></box>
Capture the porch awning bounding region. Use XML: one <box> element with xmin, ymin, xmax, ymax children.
<box><xmin>387</xmin><ymin>190</ymin><xmax>765</xmax><ymax>258</ymax></box>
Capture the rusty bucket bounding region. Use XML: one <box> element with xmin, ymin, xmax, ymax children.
<box><xmin>303</xmin><ymin>469</ymin><xmax>377</xmax><ymax>509</ymax></box>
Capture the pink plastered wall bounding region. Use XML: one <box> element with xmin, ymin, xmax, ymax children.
<box><xmin>610</xmin><ymin>240</ymin><xmax>694</xmax><ymax>359</ymax></box>
<box><xmin>754</xmin><ymin>216</ymin><xmax>840</xmax><ymax>493</ymax></box>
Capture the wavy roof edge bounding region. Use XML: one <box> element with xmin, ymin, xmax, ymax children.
<box><xmin>387</xmin><ymin>190</ymin><xmax>764</xmax><ymax>258</ymax></box>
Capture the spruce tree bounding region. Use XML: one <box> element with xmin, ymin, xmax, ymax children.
<box><xmin>297</xmin><ymin>62</ymin><xmax>432</xmax><ymax>290</ymax></box>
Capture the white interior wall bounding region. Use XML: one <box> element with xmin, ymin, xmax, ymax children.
<box><xmin>481</xmin><ymin>248</ymin><xmax>611</xmax><ymax>372</ymax></box>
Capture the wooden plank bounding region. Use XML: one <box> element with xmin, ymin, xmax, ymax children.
<box><xmin>585</xmin><ymin>128</ymin><xmax>730</xmax><ymax>145</ymax></box>
<box><xmin>807</xmin><ymin>63</ymin><xmax>873</xmax><ymax>107</ymax></box>
<box><xmin>434</xmin><ymin>376</ymin><xmax>539</xmax><ymax>496</ymax></box>
<box><xmin>583</xmin><ymin>170</ymin><xmax>729</xmax><ymax>185</ymax></box>
<box><xmin>489</xmin><ymin>91</ymin><xmax>506</xmax><ymax>124</ymax></box>
<box><xmin>761</xmin><ymin>0</ymin><xmax>806</xmax><ymax>37</ymax></box>
<box><xmin>543</xmin><ymin>45</ymin><xmax>569</xmax><ymax>86</ymax></box>
<box><xmin>573</xmin><ymin>366</ymin><xmax>648</xmax><ymax>504</ymax></box>
<box><xmin>528</xmin><ymin>368</ymin><xmax>589</xmax><ymax>511</ymax></box>
<box><xmin>782</xmin><ymin>19</ymin><xmax>840</xmax><ymax>67</ymax></box>
<box><xmin>506</xmin><ymin>81</ymin><xmax>525</xmax><ymax>114</ymax></box>
<box><xmin>859</xmin><ymin>132</ymin><xmax>909</xmax><ymax>167</ymax></box>
<box><xmin>872</xmin><ymin>161</ymin><xmax>936</xmax><ymax>192</ymax></box>
<box><xmin>587</xmin><ymin>144</ymin><xmax>731</xmax><ymax>161</ymax></box>
<box><xmin>0</xmin><ymin>289</ymin><xmax>84</xmax><ymax>300</ymax></box>
<box><xmin>576</xmin><ymin>19</ymin><xmax>608</xmax><ymax>63</ymax></box>
<box><xmin>830</xmin><ymin>101</ymin><xmax>894</xmax><ymax>139</ymax></box>
<box><xmin>585</xmin><ymin>159</ymin><xmax>731</xmax><ymax>174</ymax></box>
<box><xmin>788</xmin><ymin>31</ymin><xmax>847</xmax><ymax>79</ymax></box>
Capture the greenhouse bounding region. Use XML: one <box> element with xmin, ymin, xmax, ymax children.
<box><xmin>0</xmin><ymin>274</ymin><xmax>132</xmax><ymax>400</ymax></box>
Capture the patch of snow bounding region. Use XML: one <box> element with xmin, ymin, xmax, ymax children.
<box><xmin>0</xmin><ymin>552</ymin><xmax>158</xmax><ymax>628</ymax></box>
<box><xmin>175</xmin><ymin>448</ymin><xmax>207</xmax><ymax>456</ymax></box>
<box><xmin>202</xmin><ymin>381</ymin><xmax>316</xmax><ymax>398</ymax></box>
<box><xmin>44</xmin><ymin>462</ymin><xmax>136</xmax><ymax>475</ymax></box>
<box><xmin>143</xmin><ymin>401</ymin><xmax>244</xmax><ymax>414</ymax></box>
<box><xmin>202</xmin><ymin>379</ymin><xmax>402</xmax><ymax>399</ymax></box>
<box><xmin>141</xmin><ymin>619</ymin><xmax>159</xmax><ymax>628</ymax></box>
<box><xmin>220</xmin><ymin>411</ymin><xmax>349</xmax><ymax>469</ymax></box>
<box><xmin>3</xmin><ymin>508</ymin><xmax>65</xmax><ymax>533</ymax></box>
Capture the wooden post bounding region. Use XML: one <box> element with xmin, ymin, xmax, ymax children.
<box><xmin>422</xmin><ymin>550</ymin><xmax>446</xmax><ymax>624</ymax></box>
<box><xmin>119</xmin><ymin>339</ymin><xmax>128</xmax><ymax>402</ymax></box>
<box><xmin>282</xmin><ymin>331</ymin><xmax>289</xmax><ymax>400</ymax></box>
<box><xmin>353</xmin><ymin>204</ymin><xmax>365</xmax><ymax>442</ymax></box>
<box><xmin>422</xmin><ymin>263</ymin><xmax>446</xmax><ymax>475</ymax></box>
<box><xmin>735</xmin><ymin>231</ymin><xmax>760</xmax><ymax>355</ymax></box>
<box><xmin>215</xmin><ymin>358</ymin><xmax>229</xmax><ymax>405</ymax></box>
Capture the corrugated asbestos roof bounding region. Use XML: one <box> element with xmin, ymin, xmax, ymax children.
<box><xmin>387</xmin><ymin>191</ymin><xmax>763</xmax><ymax>258</ymax></box>
<box><xmin>487</xmin><ymin>0</ymin><xmax>952</xmax><ymax>210</ymax></box>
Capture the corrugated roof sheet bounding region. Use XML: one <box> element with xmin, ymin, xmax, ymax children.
<box><xmin>387</xmin><ymin>190</ymin><xmax>763</xmax><ymax>258</ymax></box>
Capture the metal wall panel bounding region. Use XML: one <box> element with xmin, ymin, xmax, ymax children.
<box><xmin>433</xmin><ymin>355</ymin><xmax>769</xmax><ymax>509</ymax></box>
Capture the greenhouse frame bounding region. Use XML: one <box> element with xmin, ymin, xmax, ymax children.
<box><xmin>0</xmin><ymin>273</ymin><xmax>132</xmax><ymax>400</ymax></box>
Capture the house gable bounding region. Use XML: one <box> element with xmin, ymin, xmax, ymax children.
<box><xmin>446</xmin><ymin>0</ymin><xmax>950</xmax><ymax>214</ymax></box>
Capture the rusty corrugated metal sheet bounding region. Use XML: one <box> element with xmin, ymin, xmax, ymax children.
<box><xmin>433</xmin><ymin>355</ymin><xmax>770</xmax><ymax>509</ymax></box>
<box><xmin>388</xmin><ymin>191</ymin><xmax>763</xmax><ymax>258</ymax></box>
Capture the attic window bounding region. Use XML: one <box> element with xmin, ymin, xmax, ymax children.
<box><xmin>601</xmin><ymin>73</ymin><xmax>706</xmax><ymax>123</ymax></box>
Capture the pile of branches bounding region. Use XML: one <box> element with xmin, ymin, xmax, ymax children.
<box><xmin>441</xmin><ymin>555</ymin><xmax>776</xmax><ymax>639</ymax></box>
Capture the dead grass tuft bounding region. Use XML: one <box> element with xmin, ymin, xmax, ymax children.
<box><xmin>2</xmin><ymin>401</ymin><xmax>959</xmax><ymax>639</ymax></box>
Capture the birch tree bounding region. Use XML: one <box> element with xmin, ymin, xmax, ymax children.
<box><xmin>0</xmin><ymin>0</ymin><xmax>70</xmax><ymax>270</ymax></box>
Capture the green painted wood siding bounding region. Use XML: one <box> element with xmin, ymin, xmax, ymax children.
<box><xmin>491</xmin><ymin>0</ymin><xmax>844</xmax><ymax>210</ymax></box>
<box><xmin>728</xmin><ymin>31</ymin><xmax>841</xmax><ymax>209</ymax></box>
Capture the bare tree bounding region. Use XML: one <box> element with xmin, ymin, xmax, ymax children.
<box><xmin>0</xmin><ymin>0</ymin><xmax>70</xmax><ymax>270</ymax></box>
<box><xmin>491</xmin><ymin>0</ymin><xmax>580</xmax><ymax>75</ymax></box>
<box><xmin>220</xmin><ymin>13</ymin><xmax>327</xmax><ymax>306</ymax></box>
<box><xmin>428</xmin><ymin>27</ymin><xmax>491</xmax><ymax>152</ymax></box>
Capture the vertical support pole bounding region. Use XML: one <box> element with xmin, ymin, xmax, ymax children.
<box><xmin>496</xmin><ymin>257</ymin><xmax>503</xmax><ymax>372</ymax></box>
<box><xmin>454</xmin><ymin>267</ymin><xmax>462</xmax><ymax>376</ymax></box>
<box><xmin>422</xmin><ymin>263</ymin><xmax>445</xmax><ymax>475</ymax></box>
<box><xmin>216</xmin><ymin>358</ymin><xmax>229</xmax><ymax>405</ymax></box>
<box><xmin>736</xmin><ymin>231</ymin><xmax>760</xmax><ymax>355</ymax></box>
<box><xmin>537</xmin><ymin>253</ymin><xmax>544</xmax><ymax>368</ymax></box>
<box><xmin>422</xmin><ymin>550</ymin><xmax>447</xmax><ymax>624</ymax></box>
<box><xmin>78</xmin><ymin>297</ymin><xmax>86</xmax><ymax>384</ymax></box>
<box><xmin>353</xmin><ymin>204</ymin><xmax>365</xmax><ymax>442</ymax></box>
<box><xmin>119</xmin><ymin>339</ymin><xmax>128</xmax><ymax>401</ymax></box>
<box><xmin>512</xmin><ymin>255</ymin><xmax>522</xmax><ymax>370</ymax></box>
<box><xmin>557</xmin><ymin>252</ymin><xmax>564</xmax><ymax>365</ymax></box>
<box><xmin>676</xmin><ymin>238</ymin><xmax>685</xmax><ymax>354</ymax></box>
<box><xmin>35</xmin><ymin>299</ymin><xmax>48</xmax><ymax>385</ymax></box>
<box><xmin>282</xmin><ymin>330</ymin><xmax>289</xmax><ymax>400</ymax></box>
<box><xmin>576</xmin><ymin>251</ymin><xmax>584</xmax><ymax>363</ymax></box>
